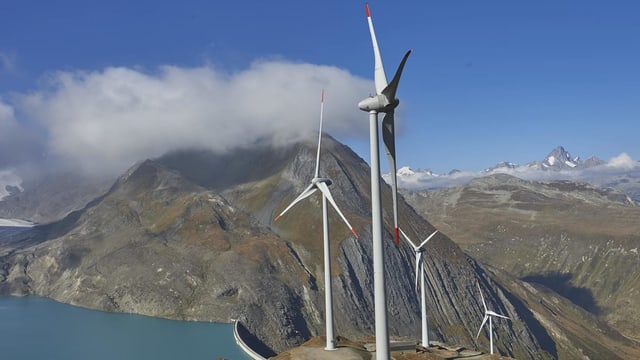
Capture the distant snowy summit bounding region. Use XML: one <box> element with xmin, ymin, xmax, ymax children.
<box><xmin>486</xmin><ymin>161</ymin><xmax>519</xmax><ymax>172</ymax></box>
<box><xmin>397</xmin><ymin>166</ymin><xmax>417</xmax><ymax>177</ymax></box>
<box><xmin>538</xmin><ymin>146</ymin><xmax>605</xmax><ymax>170</ymax></box>
<box><xmin>388</xmin><ymin>146</ymin><xmax>640</xmax><ymax>192</ymax></box>
<box><xmin>542</xmin><ymin>145</ymin><xmax>582</xmax><ymax>169</ymax></box>
<box><xmin>485</xmin><ymin>146</ymin><xmax>606</xmax><ymax>172</ymax></box>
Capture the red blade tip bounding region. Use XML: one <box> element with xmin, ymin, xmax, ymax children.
<box><xmin>394</xmin><ymin>227</ymin><xmax>400</xmax><ymax>245</ymax></box>
<box><xmin>274</xmin><ymin>215</ymin><xmax>282</xmax><ymax>221</ymax></box>
<box><xmin>365</xmin><ymin>3</ymin><xmax>371</xmax><ymax>17</ymax></box>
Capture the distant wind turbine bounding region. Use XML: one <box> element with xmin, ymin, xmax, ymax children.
<box><xmin>357</xmin><ymin>4</ymin><xmax>412</xmax><ymax>359</ymax></box>
<box><xmin>476</xmin><ymin>282</ymin><xmax>511</xmax><ymax>355</ymax></box>
<box><xmin>399</xmin><ymin>228</ymin><xmax>438</xmax><ymax>348</ymax></box>
<box><xmin>275</xmin><ymin>90</ymin><xmax>359</xmax><ymax>351</ymax></box>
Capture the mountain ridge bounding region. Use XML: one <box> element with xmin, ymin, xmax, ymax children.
<box><xmin>389</xmin><ymin>146</ymin><xmax>640</xmax><ymax>204</ymax></box>
<box><xmin>0</xmin><ymin>136</ymin><xmax>554</xmax><ymax>358</ymax></box>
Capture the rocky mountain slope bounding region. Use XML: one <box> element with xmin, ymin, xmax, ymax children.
<box><xmin>488</xmin><ymin>265</ymin><xmax>640</xmax><ymax>360</ymax></box>
<box><xmin>403</xmin><ymin>174</ymin><xmax>640</xmax><ymax>347</ymax></box>
<box><xmin>1</xmin><ymin>137</ymin><xmax>555</xmax><ymax>358</ymax></box>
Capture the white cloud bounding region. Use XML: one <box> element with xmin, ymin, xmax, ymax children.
<box><xmin>15</xmin><ymin>62</ymin><xmax>371</xmax><ymax>175</ymax></box>
<box><xmin>606</xmin><ymin>152</ymin><xmax>636</xmax><ymax>169</ymax></box>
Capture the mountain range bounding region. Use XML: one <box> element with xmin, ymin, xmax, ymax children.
<box><xmin>390</xmin><ymin>146</ymin><xmax>640</xmax><ymax>204</ymax></box>
<box><xmin>0</xmin><ymin>136</ymin><xmax>555</xmax><ymax>358</ymax></box>
<box><xmin>1</xmin><ymin>139</ymin><xmax>639</xmax><ymax>358</ymax></box>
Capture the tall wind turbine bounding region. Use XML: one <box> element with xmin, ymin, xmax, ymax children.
<box><xmin>357</xmin><ymin>4</ymin><xmax>411</xmax><ymax>358</ymax></box>
<box><xmin>475</xmin><ymin>283</ymin><xmax>511</xmax><ymax>355</ymax></box>
<box><xmin>275</xmin><ymin>90</ymin><xmax>359</xmax><ymax>351</ymax></box>
<box><xmin>399</xmin><ymin>228</ymin><xmax>438</xmax><ymax>348</ymax></box>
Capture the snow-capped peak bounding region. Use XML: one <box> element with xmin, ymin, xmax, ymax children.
<box><xmin>542</xmin><ymin>146</ymin><xmax>580</xmax><ymax>169</ymax></box>
<box><xmin>485</xmin><ymin>161</ymin><xmax>519</xmax><ymax>173</ymax></box>
<box><xmin>397</xmin><ymin>166</ymin><xmax>416</xmax><ymax>176</ymax></box>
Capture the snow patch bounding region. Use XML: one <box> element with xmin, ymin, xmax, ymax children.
<box><xmin>547</xmin><ymin>156</ymin><xmax>556</xmax><ymax>166</ymax></box>
<box><xmin>0</xmin><ymin>218</ymin><xmax>34</xmax><ymax>227</ymax></box>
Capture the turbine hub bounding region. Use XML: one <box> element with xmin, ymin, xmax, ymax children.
<box><xmin>312</xmin><ymin>177</ymin><xmax>333</xmax><ymax>186</ymax></box>
<box><xmin>358</xmin><ymin>94</ymin><xmax>398</xmax><ymax>113</ymax></box>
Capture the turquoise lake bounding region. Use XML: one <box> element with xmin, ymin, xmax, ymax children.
<box><xmin>0</xmin><ymin>296</ymin><xmax>251</xmax><ymax>360</ymax></box>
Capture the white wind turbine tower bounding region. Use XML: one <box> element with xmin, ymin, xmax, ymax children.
<box><xmin>476</xmin><ymin>283</ymin><xmax>511</xmax><ymax>355</ymax></box>
<box><xmin>357</xmin><ymin>4</ymin><xmax>412</xmax><ymax>359</ymax></box>
<box><xmin>399</xmin><ymin>228</ymin><xmax>438</xmax><ymax>348</ymax></box>
<box><xmin>275</xmin><ymin>90</ymin><xmax>359</xmax><ymax>351</ymax></box>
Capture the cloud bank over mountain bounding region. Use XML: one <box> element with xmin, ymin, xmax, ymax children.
<box><xmin>2</xmin><ymin>61</ymin><xmax>371</xmax><ymax>175</ymax></box>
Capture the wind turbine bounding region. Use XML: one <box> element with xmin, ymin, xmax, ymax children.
<box><xmin>357</xmin><ymin>4</ymin><xmax>411</xmax><ymax>358</ymax></box>
<box><xmin>399</xmin><ymin>228</ymin><xmax>438</xmax><ymax>348</ymax></box>
<box><xmin>275</xmin><ymin>90</ymin><xmax>359</xmax><ymax>351</ymax></box>
<box><xmin>475</xmin><ymin>283</ymin><xmax>511</xmax><ymax>355</ymax></box>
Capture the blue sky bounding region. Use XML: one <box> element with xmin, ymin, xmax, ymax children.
<box><xmin>1</xmin><ymin>0</ymin><xmax>638</xmax><ymax>174</ymax></box>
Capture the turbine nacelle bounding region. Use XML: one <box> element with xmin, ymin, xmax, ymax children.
<box><xmin>358</xmin><ymin>94</ymin><xmax>399</xmax><ymax>113</ymax></box>
<box><xmin>312</xmin><ymin>177</ymin><xmax>333</xmax><ymax>187</ymax></box>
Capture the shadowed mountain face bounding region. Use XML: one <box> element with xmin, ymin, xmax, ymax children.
<box><xmin>1</xmin><ymin>137</ymin><xmax>556</xmax><ymax>357</ymax></box>
<box><xmin>403</xmin><ymin>174</ymin><xmax>640</xmax><ymax>348</ymax></box>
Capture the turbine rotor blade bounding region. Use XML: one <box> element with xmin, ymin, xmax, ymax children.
<box><xmin>419</xmin><ymin>230</ymin><xmax>438</xmax><ymax>248</ymax></box>
<box><xmin>399</xmin><ymin>228</ymin><xmax>418</xmax><ymax>248</ymax></box>
<box><xmin>365</xmin><ymin>3</ymin><xmax>388</xmax><ymax>94</ymax></box>
<box><xmin>476</xmin><ymin>315</ymin><xmax>489</xmax><ymax>340</ymax></box>
<box><xmin>314</xmin><ymin>89</ymin><xmax>324</xmax><ymax>179</ymax></box>
<box><xmin>382</xmin><ymin>110</ymin><xmax>399</xmax><ymax>245</ymax></box>
<box><xmin>274</xmin><ymin>183</ymin><xmax>317</xmax><ymax>221</ymax></box>
<box><xmin>316</xmin><ymin>181</ymin><xmax>359</xmax><ymax>238</ymax></box>
<box><xmin>478</xmin><ymin>283</ymin><xmax>488</xmax><ymax>313</ymax></box>
<box><xmin>487</xmin><ymin>311</ymin><xmax>511</xmax><ymax>320</ymax></box>
<box><xmin>381</xmin><ymin>49</ymin><xmax>412</xmax><ymax>103</ymax></box>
